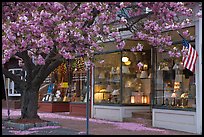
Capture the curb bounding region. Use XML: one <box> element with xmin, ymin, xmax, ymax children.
<box><xmin>4</xmin><ymin>120</ymin><xmax>60</xmax><ymax>130</ymax></box>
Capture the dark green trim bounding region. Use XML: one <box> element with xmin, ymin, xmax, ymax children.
<box><xmin>152</xmin><ymin>105</ymin><xmax>196</xmax><ymax>112</ymax></box>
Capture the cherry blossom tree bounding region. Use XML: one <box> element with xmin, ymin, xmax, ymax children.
<box><xmin>2</xmin><ymin>2</ymin><xmax>201</xmax><ymax>120</ymax></box>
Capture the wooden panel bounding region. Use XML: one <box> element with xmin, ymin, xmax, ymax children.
<box><xmin>38</xmin><ymin>102</ymin><xmax>70</xmax><ymax>112</ymax></box>
<box><xmin>69</xmin><ymin>103</ymin><xmax>91</xmax><ymax>117</ymax></box>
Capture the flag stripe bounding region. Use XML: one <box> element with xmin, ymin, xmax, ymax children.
<box><xmin>186</xmin><ymin>46</ymin><xmax>194</xmax><ymax>69</ymax></box>
<box><xmin>182</xmin><ymin>39</ymin><xmax>198</xmax><ymax>73</ymax></box>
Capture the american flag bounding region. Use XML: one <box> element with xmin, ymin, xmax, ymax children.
<box><xmin>182</xmin><ymin>39</ymin><xmax>198</xmax><ymax>72</ymax></box>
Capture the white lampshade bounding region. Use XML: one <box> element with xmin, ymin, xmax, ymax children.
<box><xmin>148</xmin><ymin>73</ymin><xmax>152</xmax><ymax>78</ymax></box>
<box><xmin>161</xmin><ymin>66</ymin><xmax>169</xmax><ymax>71</ymax></box>
<box><xmin>173</xmin><ymin>63</ymin><xmax>184</xmax><ymax>70</ymax></box>
<box><xmin>122</xmin><ymin>57</ymin><xmax>129</xmax><ymax>62</ymax></box>
<box><xmin>122</xmin><ymin>66</ymin><xmax>130</xmax><ymax>74</ymax></box>
<box><xmin>173</xmin><ymin>63</ymin><xmax>179</xmax><ymax>70</ymax></box>
<box><xmin>140</xmin><ymin>71</ymin><xmax>148</xmax><ymax>78</ymax></box>
<box><xmin>112</xmin><ymin>89</ymin><xmax>120</xmax><ymax>95</ymax></box>
<box><xmin>171</xmin><ymin>92</ymin><xmax>177</xmax><ymax>98</ymax></box>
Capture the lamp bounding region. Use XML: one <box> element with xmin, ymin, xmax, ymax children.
<box><xmin>125</xmin><ymin>61</ymin><xmax>131</xmax><ymax>65</ymax></box>
<box><xmin>122</xmin><ymin>66</ymin><xmax>130</xmax><ymax>74</ymax></box>
<box><xmin>122</xmin><ymin>57</ymin><xmax>129</xmax><ymax>62</ymax></box>
<box><xmin>131</xmin><ymin>95</ymin><xmax>135</xmax><ymax>103</ymax></box>
<box><xmin>173</xmin><ymin>62</ymin><xmax>184</xmax><ymax>70</ymax></box>
<box><xmin>143</xmin><ymin>64</ymin><xmax>148</xmax><ymax>71</ymax></box>
<box><xmin>174</xmin><ymin>82</ymin><xmax>180</xmax><ymax>91</ymax></box>
<box><xmin>106</xmin><ymin>85</ymin><xmax>113</xmax><ymax>92</ymax></box>
<box><xmin>161</xmin><ymin>66</ymin><xmax>170</xmax><ymax>71</ymax></box>
<box><xmin>148</xmin><ymin>73</ymin><xmax>152</xmax><ymax>78</ymax></box>
<box><xmin>140</xmin><ymin>71</ymin><xmax>148</xmax><ymax>78</ymax></box>
<box><xmin>125</xmin><ymin>80</ymin><xmax>134</xmax><ymax>88</ymax></box>
<box><xmin>112</xmin><ymin>89</ymin><xmax>120</xmax><ymax>96</ymax></box>
<box><xmin>142</xmin><ymin>94</ymin><xmax>148</xmax><ymax>104</ymax></box>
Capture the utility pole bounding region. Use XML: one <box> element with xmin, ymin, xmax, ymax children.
<box><xmin>3</xmin><ymin>74</ymin><xmax>10</xmax><ymax>120</ymax></box>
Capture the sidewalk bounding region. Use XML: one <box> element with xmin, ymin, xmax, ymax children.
<box><xmin>2</xmin><ymin>109</ymin><xmax>196</xmax><ymax>135</ymax></box>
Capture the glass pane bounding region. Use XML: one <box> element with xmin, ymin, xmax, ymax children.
<box><xmin>94</xmin><ymin>52</ymin><xmax>121</xmax><ymax>104</ymax></box>
<box><xmin>122</xmin><ymin>51</ymin><xmax>151</xmax><ymax>105</ymax></box>
<box><xmin>153</xmin><ymin>45</ymin><xmax>196</xmax><ymax>110</ymax></box>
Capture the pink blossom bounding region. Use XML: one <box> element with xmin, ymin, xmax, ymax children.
<box><xmin>116</xmin><ymin>40</ymin><xmax>125</xmax><ymax>49</ymax></box>
<box><xmin>9</xmin><ymin>130</ymin><xmax>39</xmax><ymax>135</ymax></box>
<box><xmin>137</xmin><ymin>62</ymin><xmax>144</xmax><ymax>70</ymax></box>
<box><xmin>136</xmin><ymin>43</ymin><xmax>143</xmax><ymax>51</ymax></box>
<box><xmin>182</xmin><ymin>30</ymin><xmax>190</xmax><ymax>37</ymax></box>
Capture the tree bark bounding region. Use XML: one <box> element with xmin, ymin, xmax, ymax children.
<box><xmin>20</xmin><ymin>86</ymin><xmax>40</xmax><ymax>119</ymax></box>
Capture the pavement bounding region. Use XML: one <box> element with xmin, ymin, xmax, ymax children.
<box><xmin>2</xmin><ymin>108</ymin><xmax>197</xmax><ymax>135</ymax></box>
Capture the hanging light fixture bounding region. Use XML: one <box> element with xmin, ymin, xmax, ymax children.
<box><xmin>122</xmin><ymin>57</ymin><xmax>129</xmax><ymax>62</ymax></box>
<box><xmin>124</xmin><ymin>60</ymin><xmax>131</xmax><ymax>65</ymax></box>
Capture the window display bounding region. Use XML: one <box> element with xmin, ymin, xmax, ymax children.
<box><xmin>69</xmin><ymin>57</ymin><xmax>87</xmax><ymax>103</ymax></box>
<box><xmin>153</xmin><ymin>45</ymin><xmax>196</xmax><ymax>111</ymax></box>
<box><xmin>94</xmin><ymin>52</ymin><xmax>121</xmax><ymax>104</ymax></box>
<box><xmin>41</xmin><ymin>62</ymin><xmax>69</xmax><ymax>102</ymax></box>
<box><xmin>122</xmin><ymin>51</ymin><xmax>151</xmax><ymax>105</ymax></box>
<box><xmin>93</xmin><ymin>50</ymin><xmax>151</xmax><ymax>105</ymax></box>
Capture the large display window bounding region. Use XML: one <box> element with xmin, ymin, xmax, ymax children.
<box><xmin>93</xmin><ymin>48</ymin><xmax>151</xmax><ymax>105</ymax></box>
<box><xmin>152</xmin><ymin>43</ymin><xmax>196</xmax><ymax>111</ymax></box>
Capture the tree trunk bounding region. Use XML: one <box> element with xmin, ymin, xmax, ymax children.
<box><xmin>20</xmin><ymin>86</ymin><xmax>39</xmax><ymax>119</ymax></box>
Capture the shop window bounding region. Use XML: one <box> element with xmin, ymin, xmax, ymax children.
<box><xmin>153</xmin><ymin>44</ymin><xmax>196</xmax><ymax>111</ymax></box>
<box><xmin>41</xmin><ymin>62</ymin><xmax>69</xmax><ymax>102</ymax></box>
<box><xmin>40</xmin><ymin>58</ymin><xmax>88</xmax><ymax>103</ymax></box>
<box><xmin>93</xmin><ymin>50</ymin><xmax>151</xmax><ymax>105</ymax></box>
<box><xmin>94</xmin><ymin>52</ymin><xmax>121</xmax><ymax>104</ymax></box>
<box><xmin>122</xmin><ymin>51</ymin><xmax>151</xmax><ymax>105</ymax></box>
<box><xmin>68</xmin><ymin>57</ymin><xmax>88</xmax><ymax>102</ymax></box>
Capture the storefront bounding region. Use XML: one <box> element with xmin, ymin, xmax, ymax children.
<box><xmin>92</xmin><ymin>40</ymin><xmax>152</xmax><ymax>121</ymax></box>
<box><xmin>152</xmin><ymin>22</ymin><xmax>202</xmax><ymax>134</ymax></box>
<box><xmin>38</xmin><ymin>62</ymin><xmax>70</xmax><ymax>112</ymax></box>
<box><xmin>38</xmin><ymin>57</ymin><xmax>91</xmax><ymax>116</ymax></box>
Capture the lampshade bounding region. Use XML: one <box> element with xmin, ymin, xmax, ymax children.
<box><xmin>99</xmin><ymin>71</ymin><xmax>105</xmax><ymax>79</ymax></box>
<box><xmin>161</xmin><ymin>66</ymin><xmax>170</xmax><ymax>71</ymax></box>
<box><xmin>173</xmin><ymin>62</ymin><xmax>184</xmax><ymax>70</ymax></box>
<box><xmin>173</xmin><ymin>63</ymin><xmax>179</xmax><ymax>70</ymax></box>
<box><xmin>116</xmin><ymin>67</ymin><xmax>120</xmax><ymax>74</ymax></box>
<box><xmin>143</xmin><ymin>64</ymin><xmax>148</xmax><ymax>71</ymax></box>
<box><xmin>171</xmin><ymin>92</ymin><xmax>177</xmax><ymax>98</ymax></box>
<box><xmin>125</xmin><ymin>61</ymin><xmax>131</xmax><ymax>65</ymax></box>
<box><xmin>112</xmin><ymin>89</ymin><xmax>120</xmax><ymax>95</ymax></box>
<box><xmin>122</xmin><ymin>57</ymin><xmax>129</xmax><ymax>62</ymax></box>
<box><xmin>140</xmin><ymin>71</ymin><xmax>148</xmax><ymax>78</ymax></box>
<box><xmin>99</xmin><ymin>89</ymin><xmax>107</xmax><ymax>92</ymax></box>
<box><xmin>122</xmin><ymin>66</ymin><xmax>130</xmax><ymax>74</ymax></box>
<box><xmin>148</xmin><ymin>73</ymin><xmax>152</xmax><ymax>78</ymax></box>
<box><xmin>106</xmin><ymin>85</ymin><xmax>113</xmax><ymax>92</ymax></box>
